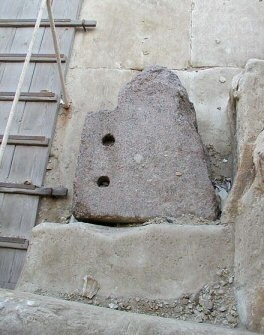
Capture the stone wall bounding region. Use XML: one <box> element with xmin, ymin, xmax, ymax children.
<box><xmin>222</xmin><ymin>59</ymin><xmax>264</xmax><ymax>333</ymax></box>
<box><xmin>38</xmin><ymin>0</ymin><xmax>264</xmax><ymax>223</ymax></box>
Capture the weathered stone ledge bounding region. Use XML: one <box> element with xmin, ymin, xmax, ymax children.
<box><xmin>0</xmin><ymin>289</ymin><xmax>258</xmax><ymax>335</ymax></box>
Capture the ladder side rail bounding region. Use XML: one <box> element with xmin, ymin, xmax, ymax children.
<box><xmin>46</xmin><ymin>0</ymin><xmax>70</xmax><ymax>109</ymax></box>
<box><xmin>0</xmin><ymin>0</ymin><xmax>46</xmax><ymax>167</ymax></box>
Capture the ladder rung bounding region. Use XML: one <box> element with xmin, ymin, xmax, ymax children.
<box><xmin>0</xmin><ymin>182</ymin><xmax>68</xmax><ymax>198</ymax></box>
<box><xmin>0</xmin><ymin>92</ymin><xmax>57</xmax><ymax>102</ymax></box>
<box><xmin>0</xmin><ymin>135</ymin><xmax>50</xmax><ymax>146</ymax></box>
<box><xmin>0</xmin><ymin>53</ymin><xmax>66</xmax><ymax>63</ymax></box>
<box><xmin>0</xmin><ymin>19</ymin><xmax>96</xmax><ymax>28</ymax></box>
<box><xmin>0</xmin><ymin>236</ymin><xmax>29</xmax><ymax>250</ymax></box>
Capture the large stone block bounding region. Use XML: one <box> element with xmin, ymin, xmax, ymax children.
<box><xmin>191</xmin><ymin>0</ymin><xmax>264</xmax><ymax>67</ymax></box>
<box><xmin>70</xmin><ymin>0</ymin><xmax>191</xmax><ymax>70</ymax></box>
<box><xmin>73</xmin><ymin>66</ymin><xmax>217</xmax><ymax>222</ymax></box>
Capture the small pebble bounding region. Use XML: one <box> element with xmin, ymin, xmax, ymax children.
<box><xmin>219</xmin><ymin>306</ymin><xmax>227</xmax><ymax>312</ymax></box>
<box><xmin>220</xmin><ymin>280</ymin><xmax>228</xmax><ymax>286</ymax></box>
<box><xmin>219</xmin><ymin>76</ymin><xmax>226</xmax><ymax>83</ymax></box>
<box><xmin>182</xmin><ymin>298</ymin><xmax>189</xmax><ymax>305</ymax></box>
<box><xmin>228</xmin><ymin>276</ymin><xmax>234</xmax><ymax>284</ymax></box>
<box><xmin>26</xmin><ymin>300</ymin><xmax>39</xmax><ymax>307</ymax></box>
<box><xmin>108</xmin><ymin>303</ymin><xmax>118</xmax><ymax>310</ymax></box>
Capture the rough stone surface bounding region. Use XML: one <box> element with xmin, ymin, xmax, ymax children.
<box><xmin>18</xmin><ymin>221</ymin><xmax>233</xmax><ymax>304</ymax></box>
<box><xmin>38</xmin><ymin>67</ymin><xmax>239</xmax><ymax>224</ymax></box>
<box><xmin>38</xmin><ymin>69</ymin><xmax>136</xmax><ymax>224</ymax></box>
<box><xmin>223</xmin><ymin>59</ymin><xmax>264</xmax><ymax>333</ymax></box>
<box><xmin>0</xmin><ymin>290</ymin><xmax>257</xmax><ymax>335</ymax></box>
<box><xmin>73</xmin><ymin>66</ymin><xmax>217</xmax><ymax>222</ymax></box>
<box><xmin>192</xmin><ymin>0</ymin><xmax>264</xmax><ymax>67</ymax></box>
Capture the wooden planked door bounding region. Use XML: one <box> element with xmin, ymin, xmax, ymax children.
<box><xmin>0</xmin><ymin>0</ymin><xmax>82</xmax><ymax>289</ymax></box>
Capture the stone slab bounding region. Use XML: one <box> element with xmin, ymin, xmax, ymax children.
<box><xmin>191</xmin><ymin>0</ymin><xmax>264</xmax><ymax>67</ymax></box>
<box><xmin>0</xmin><ymin>289</ymin><xmax>257</xmax><ymax>335</ymax></box>
<box><xmin>18</xmin><ymin>221</ymin><xmax>233</xmax><ymax>301</ymax></box>
<box><xmin>38</xmin><ymin>68</ymin><xmax>136</xmax><ymax>224</ymax></box>
<box><xmin>73</xmin><ymin>66</ymin><xmax>217</xmax><ymax>222</ymax></box>
<box><xmin>71</xmin><ymin>0</ymin><xmax>191</xmax><ymax>70</ymax></box>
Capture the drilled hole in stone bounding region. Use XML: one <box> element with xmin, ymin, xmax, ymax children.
<box><xmin>97</xmin><ymin>176</ymin><xmax>110</xmax><ymax>187</ymax></box>
<box><xmin>102</xmin><ymin>133</ymin><xmax>115</xmax><ymax>146</ymax></box>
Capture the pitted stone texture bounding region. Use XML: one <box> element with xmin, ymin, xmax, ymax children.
<box><xmin>73</xmin><ymin>66</ymin><xmax>217</xmax><ymax>223</ymax></box>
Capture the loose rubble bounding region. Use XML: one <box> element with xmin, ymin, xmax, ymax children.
<box><xmin>35</xmin><ymin>268</ymin><xmax>239</xmax><ymax>328</ymax></box>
